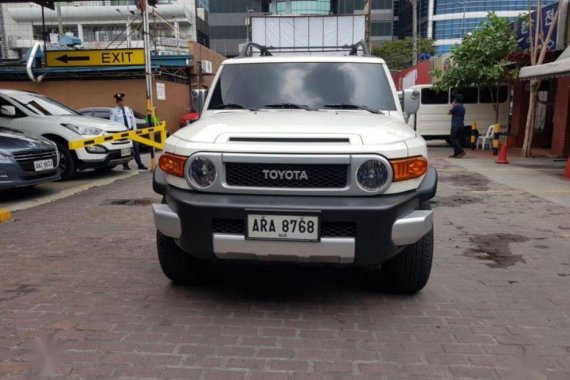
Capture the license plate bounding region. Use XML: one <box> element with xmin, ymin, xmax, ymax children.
<box><xmin>33</xmin><ymin>159</ymin><xmax>54</xmax><ymax>171</ymax></box>
<box><xmin>121</xmin><ymin>148</ymin><xmax>131</xmax><ymax>157</ymax></box>
<box><xmin>247</xmin><ymin>214</ymin><xmax>320</xmax><ymax>242</ymax></box>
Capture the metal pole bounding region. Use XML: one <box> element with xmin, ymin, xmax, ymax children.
<box><xmin>41</xmin><ymin>5</ymin><xmax>47</xmax><ymax>48</ymax></box>
<box><xmin>368</xmin><ymin>0</ymin><xmax>372</xmax><ymax>51</ymax></box>
<box><xmin>411</xmin><ymin>0</ymin><xmax>418</xmax><ymax>66</ymax></box>
<box><xmin>143</xmin><ymin>1</ymin><xmax>153</xmax><ymax>108</ymax></box>
<box><xmin>142</xmin><ymin>0</ymin><xmax>155</xmax><ymax>170</ymax></box>
<box><xmin>56</xmin><ymin>2</ymin><xmax>63</xmax><ymax>35</ymax></box>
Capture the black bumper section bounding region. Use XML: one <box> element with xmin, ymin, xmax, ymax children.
<box><xmin>153</xmin><ymin>167</ymin><xmax>438</xmax><ymax>266</ymax></box>
<box><xmin>79</xmin><ymin>150</ymin><xmax>132</xmax><ymax>170</ymax></box>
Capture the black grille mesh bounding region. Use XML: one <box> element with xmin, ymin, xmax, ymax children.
<box><xmin>12</xmin><ymin>149</ymin><xmax>57</xmax><ymax>172</ymax></box>
<box><xmin>213</xmin><ymin>219</ymin><xmax>355</xmax><ymax>237</ymax></box>
<box><xmin>225</xmin><ymin>163</ymin><xmax>348</xmax><ymax>188</ymax></box>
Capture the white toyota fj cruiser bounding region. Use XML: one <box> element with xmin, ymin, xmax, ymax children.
<box><xmin>152</xmin><ymin>42</ymin><xmax>437</xmax><ymax>293</ymax></box>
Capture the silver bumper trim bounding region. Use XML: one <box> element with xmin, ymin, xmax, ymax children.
<box><xmin>391</xmin><ymin>210</ymin><xmax>433</xmax><ymax>246</ymax></box>
<box><xmin>152</xmin><ymin>204</ymin><xmax>181</xmax><ymax>239</ymax></box>
<box><xmin>213</xmin><ymin>234</ymin><xmax>355</xmax><ymax>264</ymax></box>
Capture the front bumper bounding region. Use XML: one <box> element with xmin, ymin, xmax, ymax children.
<box><xmin>153</xmin><ymin>167</ymin><xmax>437</xmax><ymax>266</ymax></box>
<box><xmin>78</xmin><ymin>149</ymin><xmax>133</xmax><ymax>170</ymax></box>
<box><xmin>0</xmin><ymin>167</ymin><xmax>60</xmax><ymax>190</ymax></box>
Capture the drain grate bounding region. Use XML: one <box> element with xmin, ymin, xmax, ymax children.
<box><xmin>102</xmin><ymin>198</ymin><xmax>158</xmax><ymax>206</ymax></box>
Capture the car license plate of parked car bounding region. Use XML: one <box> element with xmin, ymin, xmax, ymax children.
<box><xmin>121</xmin><ymin>148</ymin><xmax>131</xmax><ymax>157</ymax></box>
<box><xmin>33</xmin><ymin>159</ymin><xmax>54</xmax><ymax>171</ymax></box>
<box><xmin>247</xmin><ymin>213</ymin><xmax>320</xmax><ymax>241</ymax></box>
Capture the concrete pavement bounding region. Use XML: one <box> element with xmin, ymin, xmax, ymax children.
<box><xmin>0</xmin><ymin>149</ymin><xmax>569</xmax><ymax>379</ymax></box>
<box><xmin>428</xmin><ymin>142</ymin><xmax>570</xmax><ymax>208</ymax></box>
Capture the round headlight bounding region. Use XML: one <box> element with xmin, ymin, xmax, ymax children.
<box><xmin>189</xmin><ymin>156</ymin><xmax>217</xmax><ymax>188</ymax></box>
<box><xmin>356</xmin><ymin>159</ymin><xmax>390</xmax><ymax>192</ymax></box>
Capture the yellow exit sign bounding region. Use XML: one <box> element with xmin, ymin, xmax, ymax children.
<box><xmin>46</xmin><ymin>49</ymin><xmax>145</xmax><ymax>67</ymax></box>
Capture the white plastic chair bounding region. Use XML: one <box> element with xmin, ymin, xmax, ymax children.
<box><xmin>476</xmin><ymin>125</ymin><xmax>495</xmax><ymax>150</ymax></box>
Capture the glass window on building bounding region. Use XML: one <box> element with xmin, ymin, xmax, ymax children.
<box><xmin>371</xmin><ymin>21</ymin><xmax>392</xmax><ymax>36</ymax></box>
<box><xmin>210</xmin><ymin>0</ymin><xmax>249</xmax><ymax>13</ymax></box>
<box><xmin>372</xmin><ymin>0</ymin><xmax>392</xmax><ymax>9</ymax></box>
<box><xmin>337</xmin><ymin>0</ymin><xmax>391</xmax><ymax>13</ymax></box>
<box><xmin>210</xmin><ymin>25</ymin><xmax>248</xmax><ymax>39</ymax></box>
<box><xmin>434</xmin><ymin>0</ymin><xmax>558</xmax><ymax>15</ymax></box>
<box><xmin>275</xmin><ymin>0</ymin><xmax>331</xmax><ymax>15</ymax></box>
<box><xmin>110</xmin><ymin>0</ymin><xmax>137</xmax><ymax>5</ymax></box>
<box><xmin>336</xmin><ymin>0</ymin><xmax>365</xmax><ymax>14</ymax></box>
<box><xmin>82</xmin><ymin>24</ymin><xmax>126</xmax><ymax>43</ymax></box>
<box><xmin>198</xmin><ymin>0</ymin><xmax>210</xmax><ymax>10</ymax></box>
<box><xmin>33</xmin><ymin>25</ymin><xmax>79</xmax><ymax>41</ymax></box>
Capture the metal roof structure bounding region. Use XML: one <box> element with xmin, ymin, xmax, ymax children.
<box><xmin>0</xmin><ymin>54</ymin><xmax>192</xmax><ymax>81</ymax></box>
<box><xmin>519</xmin><ymin>45</ymin><xmax>570</xmax><ymax>80</ymax></box>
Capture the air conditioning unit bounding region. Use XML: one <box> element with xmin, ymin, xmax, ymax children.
<box><xmin>201</xmin><ymin>59</ymin><xmax>212</xmax><ymax>74</ymax></box>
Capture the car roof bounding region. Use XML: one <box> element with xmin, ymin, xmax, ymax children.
<box><xmin>78</xmin><ymin>107</ymin><xmax>111</xmax><ymax>111</ymax></box>
<box><xmin>0</xmin><ymin>89</ymin><xmax>41</xmax><ymax>96</ymax></box>
<box><xmin>224</xmin><ymin>55</ymin><xmax>387</xmax><ymax>65</ymax></box>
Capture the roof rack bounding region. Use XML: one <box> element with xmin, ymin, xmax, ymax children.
<box><xmin>238</xmin><ymin>42</ymin><xmax>273</xmax><ymax>57</ymax></box>
<box><xmin>238</xmin><ymin>39</ymin><xmax>371</xmax><ymax>58</ymax></box>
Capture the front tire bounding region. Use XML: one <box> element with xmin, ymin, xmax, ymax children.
<box><xmin>379</xmin><ymin>202</ymin><xmax>434</xmax><ymax>294</ymax></box>
<box><xmin>55</xmin><ymin>142</ymin><xmax>76</xmax><ymax>180</ymax></box>
<box><xmin>156</xmin><ymin>230</ymin><xmax>211</xmax><ymax>285</ymax></box>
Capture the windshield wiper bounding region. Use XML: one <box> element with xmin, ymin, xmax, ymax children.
<box><xmin>263</xmin><ymin>103</ymin><xmax>315</xmax><ymax>111</ymax></box>
<box><xmin>211</xmin><ymin>103</ymin><xmax>257</xmax><ymax>111</ymax></box>
<box><xmin>323</xmin><ymin>104</ymin><xmax>384</xmax><ymax>114</ymax></box>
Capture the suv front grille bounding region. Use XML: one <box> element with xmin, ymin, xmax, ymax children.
<box><xmin>213</xmin><ymin>219</ymin><xmax>355</xmax><ymax>237</ymax></box>
<box><xmin>225</xmin><ymin>163</ymin><xmax>348</xmax><ymax>188</ymax></box>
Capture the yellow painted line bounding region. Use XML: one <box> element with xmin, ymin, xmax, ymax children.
<box><xmin>0</xmin><ymin>208</ymin><xmax>12</xmax><ymax>223</ymax></box>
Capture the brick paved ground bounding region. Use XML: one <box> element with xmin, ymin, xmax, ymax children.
<box><xmin>1</xmin><ymin>151</ymin><xmax>569</xmax><ymax>380</ymax></box>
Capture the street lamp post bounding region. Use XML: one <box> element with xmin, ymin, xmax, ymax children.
<box><xmin>410</xmin><ymin>0</ymin><xmax>418</xmax><ymax>66</ymax></box>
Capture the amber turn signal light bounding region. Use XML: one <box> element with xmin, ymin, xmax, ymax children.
<box><xmin>159</xmin><ymin>153</ymin><xmax>187</xmax><ymax>177</ymax></box>
<box><xmin>390</xmin><ymin>156</ymin><xmax>428</xmax><ymax>182</ymax></box>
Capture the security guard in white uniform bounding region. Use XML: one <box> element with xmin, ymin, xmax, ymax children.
<box><xmin>110</xmin><ymin>93</ymin><xmax>147</xmax><ymax>170</ymax></box>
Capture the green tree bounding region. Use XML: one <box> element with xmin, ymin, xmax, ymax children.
<box><xmin>372</xmin><ymin>37</ymin><xmax>435</xmax><ymax>71</ymax></box>
<box><xmin>432</xmin><ymin>13</ymin><xmax>520</xmax><ymax>122</ymax></box>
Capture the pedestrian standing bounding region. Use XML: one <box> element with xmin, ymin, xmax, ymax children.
<box><xmin>448</xmin><ymin>93</ymin><xmax>466</xmax><ymax>158</ymax></box>
<box><xmin>110</xmin><ymin>93</ymin><xmax>148</xmax><ymax>170</ymax></box>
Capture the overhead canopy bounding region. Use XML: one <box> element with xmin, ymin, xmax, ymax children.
<box><xmin>519</xmin><ymin>45</ymin><xmax>570</xmax><ymax>79</ymax></box>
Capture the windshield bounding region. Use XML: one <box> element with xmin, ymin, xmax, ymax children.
<box><xmin>7</xmin><ymin>93</ymin><xmax>80</xmax><ymax>116</ymax></box>
<box><xmin>208</xmin><ymin>62</ymin><xmax>397</xmax><ymax>111</ymax></box>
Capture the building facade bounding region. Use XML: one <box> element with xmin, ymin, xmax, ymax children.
<box><xmin>0</xmin><ymin>0</ymin><xmax>209</xmax><ymax>59</ymax></box>
<box><xmin>208</xmin><ymin>0</ymin><xmax>397</xmax><ymax>57</ymax></box>
<box><xmin>397</xmin><ymin>0</ymin><xmax>559</xmax><ymax>55</ymax></box>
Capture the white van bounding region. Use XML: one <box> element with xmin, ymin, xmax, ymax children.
<box><xmin>406</xmin><ymin>85</ymin><xmax>509</xmax><ymax>141</ymax></box>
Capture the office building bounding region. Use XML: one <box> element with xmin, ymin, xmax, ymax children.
<box><xmin>209</xmin><ymin>0</ymin><xmax>397</xmax><ymax>57</ymax></box>
<box><xmin>0</xmin><ymin>0</ymin><xmax>209</xmax><ymax>60</ymax></box>
<box><xmin>397</xmin><ymin>0</ymin><xmax>559</xmax><ymax>55</ymax></box>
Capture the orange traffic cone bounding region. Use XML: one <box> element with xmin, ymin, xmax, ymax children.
<box><xmin>496</xmin><ymin>141</ymin><xmax>509</xmax><ymax>164</ymax></box>
<box><xmin>563</xmin><ymin>155</ymin><xmax>570</xmax><ymax>180</ymax></box>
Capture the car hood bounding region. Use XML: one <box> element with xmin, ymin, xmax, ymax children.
<box><xmin>0</xmin><ymin>129</ymin><xmax>54</xmax><ymax>152</ymax></box>
<box><xmin>47</xmin><ymin>115</ymin><xmax>127</xmax><ymax>131</ymax></box>
<box><xmin>173</xmin><ymin>110</ymin><xmax>416</xmax><ymax>145</ymax></box>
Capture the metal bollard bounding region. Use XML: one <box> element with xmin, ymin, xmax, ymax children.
<box><xmin>470</xmin><ymin>121</ymin><xmax>478</xmax><ymax>149</ymax></box>
<box><xmin>492</xmin><ymin>123</ymin><xmax>501</xmax><ymax>155</ymax></box>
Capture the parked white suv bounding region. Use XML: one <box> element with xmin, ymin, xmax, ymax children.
<box><xmin>0</xmin><ymin>90</ymin><xmax>133</xmax><ymax>179</ymax></box>
<box><xmin>152</xmin><ymin>43</ymin><xmax>437</xmax><ymax>293</ymax></box>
